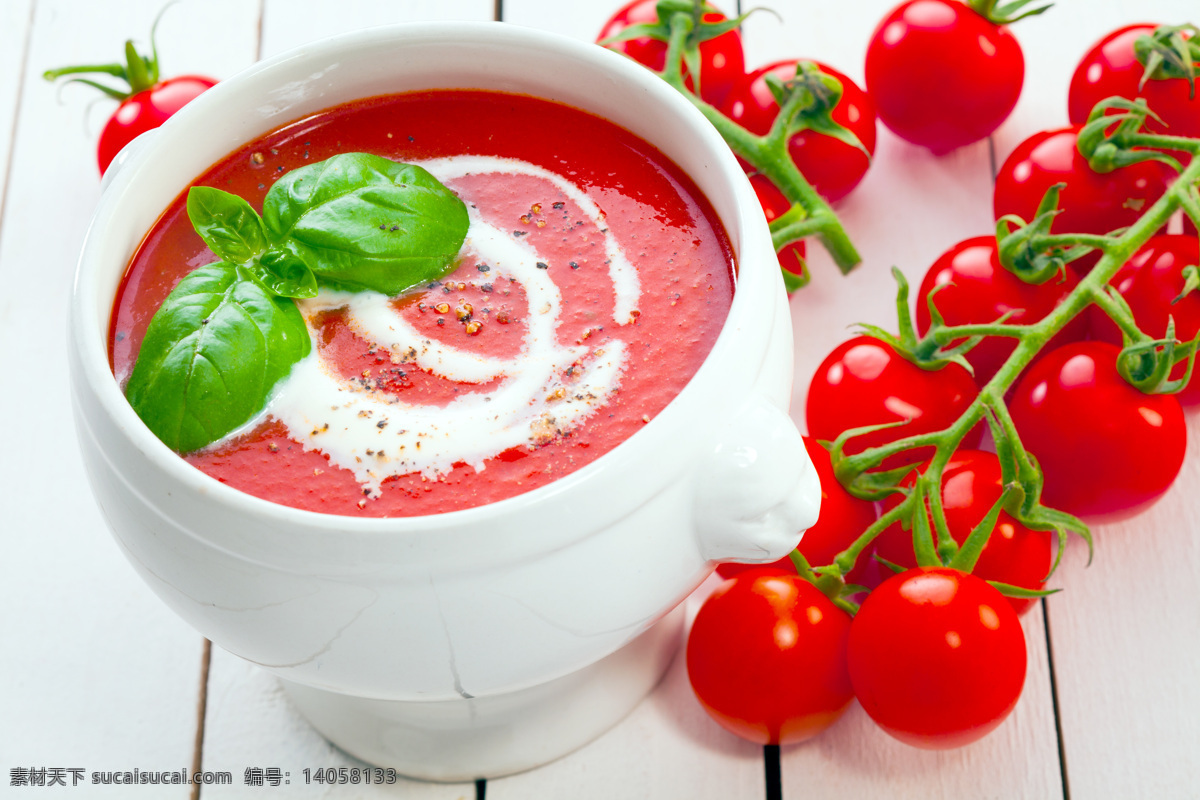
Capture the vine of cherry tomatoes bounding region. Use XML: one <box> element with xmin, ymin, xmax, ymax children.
<box><xmin>598</xmin><ymin>2</ymin><xmax>1199</xmax><ymax>753</ymax></box>
<box><xmin>599</xmin><ymin>0</ymin><xmax>878</xmax><ymax>292</ymax></box>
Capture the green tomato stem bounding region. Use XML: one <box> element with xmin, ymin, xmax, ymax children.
<box><xmin>1125</xmin><ymin>133</ymin><xmax>1200</xmax><ymax>156</ymax></box>
<box><xmin>825</xmin><ymin>154</ymin><xmax>1200</xmax><ymax>588</ymax></box>
<box><xmin>660</xmin><ymin>11</ymin><xmax>691</xmax><ymax>86</ymax></box>
<box><xmin>1036</xmin><ymin>233</ymin><xmax>1115</xmax><ymax>251</ymax></box>
<box><xmin>979</xmin><ymin>154</ymin><xmax>1200</xmax><ymax>398</ymax></box>
<box><xmin>833</xmin><ymin>497</ymin><xmax>914</xmax><ymax>579</ymax></box>
<box><xmin>656</xmin><ymin>9</ymin><xmax>861</xmax><ymax>274</ymax></box>
<box><xmin>1086</xmin><ymin>282</ymin><xmax>1151</xmax><ymax>342</ymax></box>
<box><xmin>931</xmin><ymin>322</ymin><xmax>1034</xmax><ymax>341</ymax></box>
<box><xmin>42</xmin><ymin>63</ymin><xmax>127</xmax><ymax>81</ymax></box>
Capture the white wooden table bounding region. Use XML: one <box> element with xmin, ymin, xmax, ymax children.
<box><xmin>2</xmin><ymin>1</ymin><xmax>1197</xmax><ymax>797</ymax></box>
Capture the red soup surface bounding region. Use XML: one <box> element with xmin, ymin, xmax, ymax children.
<box><xmin>111</xmin><ymin>90</ymin><xmax>736</xmax><ymax>517</ymax></box>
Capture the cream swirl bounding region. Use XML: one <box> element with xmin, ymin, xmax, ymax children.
<box><xmin>257</xmin><ymin>156</ymin><xmax>640</xmax><ymax>497</ymax></box>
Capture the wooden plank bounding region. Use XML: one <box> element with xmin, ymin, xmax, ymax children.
<box><xmin>486</xmin><ymin>578</ymin><xmax>765</xmax><ymax>799</ymax></box>
<box><xmin>0</xmin><ymin>0</ymin><xmax>32</xmax><ymax>223</ymax></box>
<box><xmin>500</xmin><ymin>0</ymin><xmax>616</xmax><ymax>42</ymax></box>
<box><xmin>994</xmin><ymin>2</ymin><xmax>1200</xmax><ymax>796</ymax></box>
<box><xmin>778</xmin><ymin>607</ymin><xmax>1062</xmax><ymax>798</ymax></box>
<box><xmin>0</xmin><ymin>0</ymin><xmax>256</xmax><ymax>792</ymax></box>
<box><xmin>201</xmin><ymin>648</ymin><xmax>472</xmax><ymax>799</ymax></box>
<box><xmin>260</xmin><ymin>0</ymin><xmax>495</xmax><ymax>57</ymax></box>
<box><xmin>1043</xmin><ymin>460</ymin><xmax>1200</xmax><ymax>799</ymax></box>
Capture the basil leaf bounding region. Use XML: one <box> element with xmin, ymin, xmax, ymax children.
<box><xmin>245</xmin><ymin>245</ymin><xmax>319</xmax><ymax>299</ymax></box>
<box><xmin>262</xmin><ymin>152</ymin><xmax>468</xmax><ymax>296</ymax></box>
<box><xmin>125</xmin><ymin>261</ymin><xmax>311</xmax><ymax>453</ymax></box>
<box><xmin>187</xmin><ymin>186</ymin><xmax>269</xmax><ymax>265</ymax></box>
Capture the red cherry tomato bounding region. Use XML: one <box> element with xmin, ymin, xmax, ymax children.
<box><xmin>716</xmin><ymin>436</ymin><xmax>879</xmax><ymax>581</ymax></box>
<box><xmin>97</xmin><ymin>75</ymin><xmax>216</xmax><ymax>174</ymax></box>
<box><xmin>915</xmin><ymin>236</ymin><xmax>1087</xmax><ymax>387</ymax></box>
<box><xmin>993</xmin><ymin>125</ymin><xmax>1174</xmax><ymax>272</ymax></box>
<box><xmin>847</xmin><ymin>567</ymin><xmax>1027</xmax><ymax>749</ymax></box>
<box><xmin>875</xmin><ymin>451</ymin><xmax>1052</xmax><ymax>616</ymax></box>
<box><xmin>1068</xmin><ymin>24</ymin><xmax>1200</xmax><ymax>139</ymax></box>
<box><xmin>806</xmin><ymin>336</ymin><xmax>982</xmax><ymax>470</ymax></box>
<box><xmin>687</xmin><ymin>571</ymin><xmax>854</xmax><ymax>744</ymax></box>
<box><xmin>1088</xmin><ymin>235</ymin><xmax>1200</xmax><ymax>404</ymax></box>
<box><xmin>1009</xmin><ymin>341</ymin><xmax>1186</xmax><ymax>520</ymax></box>
<box><xmin>864</xmin><ymin>0</ymin><xmax>1024</xmax><ymax>153</ymax></box>
<box><xmin>597</xmin><ymin>0</ymin><xmax>745</xmax><ymax>106</ymax></box>
<box><xmin>722</xmin><ymin>60</ymin><xmax>877</xmax><ymax>203</ymax></box>
<box><xmin>43</xmin><ymin>20</ymin><xmax>217</xmax><ymax>176</ymax></box>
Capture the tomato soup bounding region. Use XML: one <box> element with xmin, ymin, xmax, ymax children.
<box><xmin>110</xmin><ymin>91</ymin><xmax>735</xmax><ymax>516</ymax></box>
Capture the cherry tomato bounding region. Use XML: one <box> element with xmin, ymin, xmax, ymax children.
<box><xmin>864</xmin><ymin>0</ymin><xmax>1024</xmax><ymax>153</ymax></box>
<box><xmin>848</xmin><ymin>567</ymin><xmax>1027</xmax><ymax>749</ymax></box>
<box><xmin>746</xmin><ymin>174</ymin><xmax>809</xmax><ymax>293</ymax></box>
<box><xmin>597</xmin><ymin>0</ymin><xmax>745</xmax><ymax>106</ymax></box>
<box><xmin>1009</xmin><ymin>341</ymin><xmax>1186</xmax><ymax>520</ymax></box>
<box><xmin>1068</xmin><ymin>24</ymin><xmax>1200</xmax><ymax>139</ymax></box>
<box><xmin>915</xmin><ymin>236</ymin><xmax>1088</xmax><ymax>387</ymax></box>
<box><xmin>722</xmin><ymin>60</ymin><xmax>877</xmax><ymax>203</ymax></box>
<box><xmin>806</xmin><ymin>336</ymin><xmax>982</xmax><ymax>470</ymax></box>
<box><xmin>993</xmin><ymin>126</ymin><xmax>1174</xmax><ymax>272</ymax></box>
<box><xmin>1088</xmin><ymin>235</ymin><xmax>1200</xmax><ymax>404</ymax></box>
<box><xmin>43</xmin><ymin>22</ymin><xmax>217</xmax><ymax>175</ymax></box>
<box><xmin>875</xmin><ymin>451</ymin><xmax>1052</xmax><ymax>616</ymax></box>
<box><xmin>687</xmin><ymin>570</ymin><xmax>854</xmax><ymax>744</ymax></box>
<box><xmin>716</xmin><ymin>436</ymin><xmax>879</xmax><ymax>581</ymax></box>
<box><xmin>96</xmin><ymin>75</ymin><xmax>216</xmax><ymax>174</ymax></box>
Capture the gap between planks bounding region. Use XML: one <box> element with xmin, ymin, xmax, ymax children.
<box><xmin>190</xmin><ymin>639</ymin><xmax>213</xmax><ymax>800</ymax></box>
<box><xmin>1041</xmin><ymin>603</ymin><xmax>1071</xmax><ymax>800</ymax></box>
<box><xmin>0</xmin><ymin>0</ymin><xmax>35</xmax><ymax>235</ymax></box>
<box><xmin>989</xmin><ymin>131</ymin><xmax>1068</xmax><ymax>800</ymax></box>
<box><xmin>193</xmin><ymin>10</ymin><xmax>262</xmax><ymax>797</ymax></box>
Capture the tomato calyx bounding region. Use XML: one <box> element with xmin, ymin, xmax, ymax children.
<box><xmin>1111</xmin><ymin>312</ymin><xmax>1200</xmax><ymax>394</ymax></box>
<box><xmin>1133</xmin><ymin>24</ymin><xmax>1200</xmax><ymax>96</ymax></box>
<box><xmin>1176</xmin><ymin>264</ymin><xmax>1200</xmax><ymax>303</ymax></box>
<box><xmin>964</xmin><ymin>0</ymin><xmax>1051</xmax><ymax>26</ymax></box>
<box><xmin>598</xmin><ymin>0</ymin><xmax>757</xmax><ymax>98</ymax></box>
<box><xmin>1091</xmin><ymin>277</ymin><xmax>1200</xmax><ymax>396</ymax></box>
<box><xmin>996</xmin><ymin>184</ymin><xmax>1099</xmax><ymax>282</ymax></box>
<box><xmin>761</xmin><ymin>62</ymin><xmax>870</xmax><ymax>158</ymax></box>
<box><xmin>785</xmin><ymin>549</ymin><xmax>866</xmax><ymax>615</ymax></box>
<box><xmin>857</xmin><ymin>268</ymin><xmax>985</xmax><ymax>374</ymax></box>
<box><xmin>42</xmin><ymin>6</ymin><xmax>170</xmax><ymax>100</ymax></box>
<box><xmin>1077</xmin><ymin>97</ymin><xmax>1186</xmax><ymax>174</ymax></box>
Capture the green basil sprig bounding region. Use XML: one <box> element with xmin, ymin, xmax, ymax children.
<box><xmin>126</xmin><ymin>152</ymin><xmax>469</xmax><ymax>454</ymax></box>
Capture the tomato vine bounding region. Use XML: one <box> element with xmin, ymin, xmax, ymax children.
<box><xmin>617</xmin><ymin>1</ymin><xmax>864</xmax><ymax>278</ymax></box>
<box><xmin>818</xmin><ymin>97</ymin><xmax>1200</xmax><ymax>611</ymax></box>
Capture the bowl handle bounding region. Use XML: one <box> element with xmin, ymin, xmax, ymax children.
<box><xmin>692</xmin><ymin>394</ymin><xmax>821</xmax><ymax>564</ymax></box>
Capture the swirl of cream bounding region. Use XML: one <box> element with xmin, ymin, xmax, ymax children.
<box><xmin>259</xmin><ymin>157</ymin><xmax>640</xmax><ymax>497</ymax></box>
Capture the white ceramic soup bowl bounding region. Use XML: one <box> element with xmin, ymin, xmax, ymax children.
<box><xmin>68</xmin><ymin>21</ymin><xmax>819</xmax><ymax>781</ymax></box>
